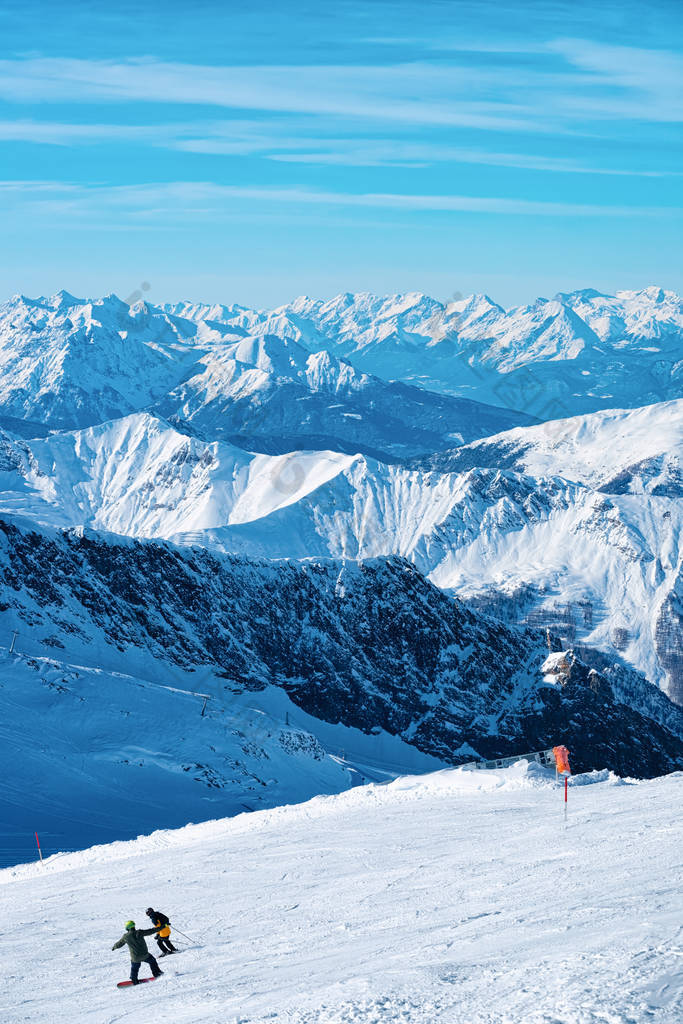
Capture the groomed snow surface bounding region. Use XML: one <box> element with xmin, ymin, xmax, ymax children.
<box><xmin>1</xmin><ymin>763</ymin><xmax>681</xmax><ymax>1024</ymax></box>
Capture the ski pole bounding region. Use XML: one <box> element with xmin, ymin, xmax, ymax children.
<box><xmin>172</xmin><ymin>925</ymin><xmax>198</xmax><ymax>945</ymax></box>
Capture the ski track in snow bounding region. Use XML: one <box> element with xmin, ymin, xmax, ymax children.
<box><xmin>0</xmin><ymin>764</ymin><xmax>681</xmax><ymax>1024</ymax></box>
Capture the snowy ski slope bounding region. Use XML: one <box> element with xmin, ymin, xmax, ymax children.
<box><xmin>1</xmin><ymin>763</ymin><xmax>681</xmax><ymax>1024</ymax></box>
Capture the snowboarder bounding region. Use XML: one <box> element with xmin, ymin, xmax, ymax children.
<box><xmin>146</xmin><ymin>907</ymin><xmax>177</xmax><ymax>954</ymax></box>
<box><xmin>112</xmin><ymin>921</ymin><xmax>164</xmax><ymax>984</ymax></box>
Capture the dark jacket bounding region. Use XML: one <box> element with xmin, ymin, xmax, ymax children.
<box><xmin>147</xmin><ymin>910</ymin><xmax>170</xmax><ymax>929</ymax></box>
<box><xmin>112</xmin><ymin>927</ymin><xmax>160</xmax><ymax>962</ymax></box>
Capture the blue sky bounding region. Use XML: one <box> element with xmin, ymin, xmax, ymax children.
<box><xmin>1</xmin><ymin>0</ymin><xmax>682</xmax><ymax>308</ymax></box>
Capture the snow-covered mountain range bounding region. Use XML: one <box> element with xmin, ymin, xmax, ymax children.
<box><xmin>413</xmin><ymin>400</ymin><xmax>683</xmax><ymax>705</ymax></box>
<box><xmin>3</xmin><ymin>286</ymin><xmax>683</xmax><ymax>441</ymax></box>
<box><xmin>0</xmin><ymin>292</ymin><xmax>532</xmax><ymax>458</ymax></box>
<box><xmin>1</xmin><ymin>513</ymin><xmax>680</xmax><ymax>865</ymax></box>
<box><xmin>0</xmin><ymin>401</ymin><xmax>680</xmax><ymax>702</ymax></box>
<box><xmin>417</xmin><ymin>400</ymin><xmax>682</xmax><ymax>495</ymax></box>
<box><xmin>168</xmin><ymin>285</ymin><xmax>683</xmax><ymax>418</ymax></box>
<box><xmin>0</xmin><ymin>284</ymin><xmax>681</xmax><ymax>867</ymax></box>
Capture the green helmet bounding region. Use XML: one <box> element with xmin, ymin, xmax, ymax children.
<box><xmin>125</xmin><ymin>921</ymin><xmax>135</xmax><ymax>930</ymax></box>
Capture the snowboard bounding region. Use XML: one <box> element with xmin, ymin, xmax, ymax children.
<box><xmin>117</xmin><ymin>976</ymin><xmax>159</xmax><ymax>988</ymax></box>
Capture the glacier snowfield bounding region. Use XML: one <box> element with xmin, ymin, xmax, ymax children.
<box><xmin>0</xmin><ymin>763</ymin><xmax>681</xmax><ymax>1024</ymax></box>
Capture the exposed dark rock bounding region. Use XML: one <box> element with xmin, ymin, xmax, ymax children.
<box><xmin>0</xmin><ymin>516</ymin><xmax>681</xmax><ymax>778</ymax></box>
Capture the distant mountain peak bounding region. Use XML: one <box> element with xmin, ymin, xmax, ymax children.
<box><xmin>554</xmin><ymin>288</ymin><xmax>609</xmax><ymax>303</ymax></box>
<box><xmin>49</xmin><ymin>289</ymin><xmax>83</xmax><ymax>308</ymax></box>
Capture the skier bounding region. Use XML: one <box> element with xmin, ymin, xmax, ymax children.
<box><xmin>112</xmin><ymin>920</ymin><xmax>164</xmax><ymax>984</ymax></box>
<box><xmin>145</xmin><ymin>907</ymin><xmax>177</xmax><ymax>955</ymax></box>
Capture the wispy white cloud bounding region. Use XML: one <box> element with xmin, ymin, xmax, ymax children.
<box><xmin>0</xmin><ymin>119</ymin><xmax>675</xmax><ymax>178</ymax></box>
<box><xmin>0</xmin><ymin>118</ymin><xmax>275</xmax><ymax>151</ymax></box>
<box><xmin>0</xmin><ymin>180</ymin><xmax>78</xmax><ymax>193</ymax></box>
<box><xmin>2</xmin><ymin>180</ymin><xmax>679</xmax><ymax>220</ymax></box>
<box><xmin>268</xmin><ymin>141</ymin><xmax>679</xmax><ymax>176</ymax></box>
<box><xmin>0</xmin><ymin>42</ymin><xmax>681</xmax><ymax>129</ymax></box>
<box><xmin>0</xmin><ymin>57</ymin><xmax>548</xmax><ymax>132</ymax></box>
<box><xmin>0</xmin><ymin>120</ymin><xmax>159</xmax><ymax>144</ymax></box>
<box><xmin>548</xmin><ymin>38</ymin><xmax>683</xmax><ymax>121</ymax></box>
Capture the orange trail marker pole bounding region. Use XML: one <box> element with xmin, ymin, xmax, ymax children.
<box><xmin>35</xmin><ymin>832</ymin><xmax>43</xmax><ymax>863</ymax></box>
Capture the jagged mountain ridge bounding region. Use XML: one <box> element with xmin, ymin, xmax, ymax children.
<box><xmin>0</xmin><ymin>291</ymin><xmax>197</xmax><ymax>431</ymax></box>
<box><xmin>0</xmin><ymin>407</ymin><xmax>679</xmax><ymax>702</ymax></box>
<box><xmin>0</xmin><ymin>514</ymin><xmax>680</xmax><ymax>780</ymax></box>
<box><xmin>410</xmin><ymin>400</ymin><xmax>683</xmax><ymax>705</ymax></box>
<box><xmin>414</xmin><ymin>399</ymin><xmax>683</xmax><ymax>495</ymax></box>
<box><xmin>0</xmin><ymin>292</ymin><xmax>532</xmax><ymax>459</ymax></box>
<box><xmin>3</xmin><ymin>286</ymin><xmax>683</xmax><ymax>445</ymax></box>
<box><xmin>157</xmin><ymin>332</ymin><xmax>532</xmax><ymax>458</ymax></box>
<box><xmin>168</xmin><ymin>285</ymin><xmax>683</xmax><ymax>417</ymax></box>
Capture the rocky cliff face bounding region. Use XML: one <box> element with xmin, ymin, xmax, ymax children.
<box><xmin>1</xmin><ymin>516</ymin><xmax>680</xmax><ymax>778</ymax></box>
<box><xmin>655</xmin><ymin>574</ymin><xmax>683</xmax><ymax>706</ymax></box>
<box><xmin>1</xmin><ymin>409</ymin><xmax>678</xmax><ymax>702</ymax></box>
